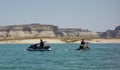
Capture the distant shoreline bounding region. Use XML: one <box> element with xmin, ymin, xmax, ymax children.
<box><xmin>0</xmin><ymin>38</ymin><xmax>120</xmax><ymax>44</ymax></box>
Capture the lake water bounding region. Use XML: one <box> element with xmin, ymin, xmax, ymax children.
<box><xmin>0</xmin><ymin>43</ymin><xmax>120</xmax><ymax>70</ymax></box>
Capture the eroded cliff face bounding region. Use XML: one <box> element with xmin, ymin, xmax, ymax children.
<box><xmin>99</xmin><ymin>25</ymin><xmax>120</xmax><ymax>38</ymax></box>
<box><xmin>0</xmin><ymin>23</ymin><xmax>99</xmax><ymax>38</ymax></box>
<box><xmin>59</xmin><ymin>28</ymin><xmax>99</xmax><ymax>37</ymax></box>
<box><xmin>0</xmin><ymin>24</ymin><xmax>57</xmax><ymax>37</ymax></box>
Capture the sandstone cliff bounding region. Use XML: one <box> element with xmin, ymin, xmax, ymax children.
<box><xmin>0</xmin><ymin>24</ymin><xmax>59</xmax><ymax>37</ymax></box>
<box><xmin>99</xmin><ymin>25</ymin><xmax>120</xmax><ymax>38</ymax></box>
<box><xmin>0</xmin><ymin>23</ymin><xmax>99</xmax><ymax>38</ymax></box>
<box><xmin>59</xmin><ymin>28</ymin><xmax>99</xmax><ymax>37</ymax></box>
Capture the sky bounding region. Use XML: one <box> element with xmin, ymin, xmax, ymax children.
<box><xmin>0</xmin><ymin>0</ymin><xmax>120</xmax><ymax>32</ymax></box>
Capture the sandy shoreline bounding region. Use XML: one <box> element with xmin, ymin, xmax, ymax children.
<box><xmin>75</xmin><ymin>39</ymin><xmax>120</xmax><ymax>43</ymax></box>
<box><xmin>0</xmin><ymin>39</ymin><xmax>120</xmax><ymax>44</ymax></box>
<box><xmin>0</xmin><ymin>39</ymin><xmax>65</xmax><ymax>44</ymax></box>
<box><xmin>89</xmin><ymin>39</ymin><xmax>120</xmax><ymax>43</ymax></box>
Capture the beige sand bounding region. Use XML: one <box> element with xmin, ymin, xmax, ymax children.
<box><xmin>88</xmin><ymin>39</ymin><xmax>120</xmax><ymax>43</ymax></box>
<box><xmin>0</xmin><ymin>39</ymin><xmax>65</xmax><ymax>44</ymax></box>
<box><xmin>0</xmin><ymin>39</ymin><xmax>120</xmax><ymax>44</ymax></box>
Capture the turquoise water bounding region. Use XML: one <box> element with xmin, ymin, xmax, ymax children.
<box><xmin>0</xmin><ymin>43</ymin><xmax>120</xmax><ymax>70</ymax></box>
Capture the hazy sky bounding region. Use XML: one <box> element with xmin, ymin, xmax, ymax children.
<box><xmin>0</xmin><ymin>0</ymin><xmax>120</xmax><ymax>32</ymax></box>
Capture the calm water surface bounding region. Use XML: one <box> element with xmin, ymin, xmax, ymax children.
<box><xmin>0</xmin><ymin>43</ymin><xmax>120</xmax><ymax>70</ymax></box>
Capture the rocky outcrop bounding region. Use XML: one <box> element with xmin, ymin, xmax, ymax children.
<box><xmin>99</xmin><ymin>25</ymin><xmax>120</xmax><ymax>38</ymax></box>
<box><xmin>0</xmin><ymin>23</ymin><xmax>99</xmax><ymax>38</ymax></box>
<box><xmin>59</xmin><ymin>28</ymin><xmax>99</xmax><ymax>37</ymax></box>
<box><xmin>0</xmin><ymin>24</ymin><xmax>59</xmax><ymax>37</ymax></box>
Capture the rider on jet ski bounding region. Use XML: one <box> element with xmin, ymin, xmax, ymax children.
<box><xmin>39</xmin><ymin>39</ymin><xmax>44</xmax><ymax>48</ymax></box>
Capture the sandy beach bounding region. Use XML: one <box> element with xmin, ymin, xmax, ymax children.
<box><xmin>0</xmin><ymin>38</ymin><xmax>120</xmax><ymax>44</ymax></box>
<box><xmin>88</xmin><ymin>39</ymin><xmax>120</xmax><ymax>43</ymax></box>
<box><xmin>0</xmin><ymin>39</ymin><xmax>65</xmax><ymax>44</ymax></box>
<box><xmin>75</xmin><ymin>39</ymin><xmax>120</xmax><ymax>43</ymax></box>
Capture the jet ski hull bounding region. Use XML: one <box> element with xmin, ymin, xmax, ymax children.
<box><xmin>27</xmin><ymin>48</ymin><xmax>52</xmax><ymax>51</ymax></box>
<box><xmin>27</xmin><ymin>45</ymin><xmax>52</xmax><ymax>51</ymax></box>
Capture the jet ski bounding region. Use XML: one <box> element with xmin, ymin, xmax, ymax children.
<box><xmin>76</xmin><ymin>46</ymin><xmax>89</xmax><ymax>50</ymax></box>
<box><xmin>27</xmin><ymin>44</ymin><xmax>52</xmax><ymax>51</ymax></box>
<box><xmin>76</xmin><ymin>43</ymin><xmax>89</xmax><ymax>50</ymax></box>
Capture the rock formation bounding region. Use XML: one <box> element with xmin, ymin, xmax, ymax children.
<box><xmin>99</xmin><ymin>25</ymin><xmax>120</xmax><ymax>38</ymax></box>
<box><xmin>59</xmin><ymin>28</ymin><xmax>99</xmax><ymax>37</ymax></box>
<box><xmin>0</xmin><ymin>23</ymin><xmax>99</xmax><ymax>38</ymax></box>
<box><xmin>0</xmin><ymin>24</ymin><xmax>59</xmax><ymax>37</ymax></box>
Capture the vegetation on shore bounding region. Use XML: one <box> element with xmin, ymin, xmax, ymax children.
<box><xmin>0</xmin><ymin>36</ymin><xmax>119</xmax><ymax>43</ymax></box>
<box><xmin>0</xmin><ymin>36</ymin><xmax>94</xmax><ymax>42</ymax></box>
